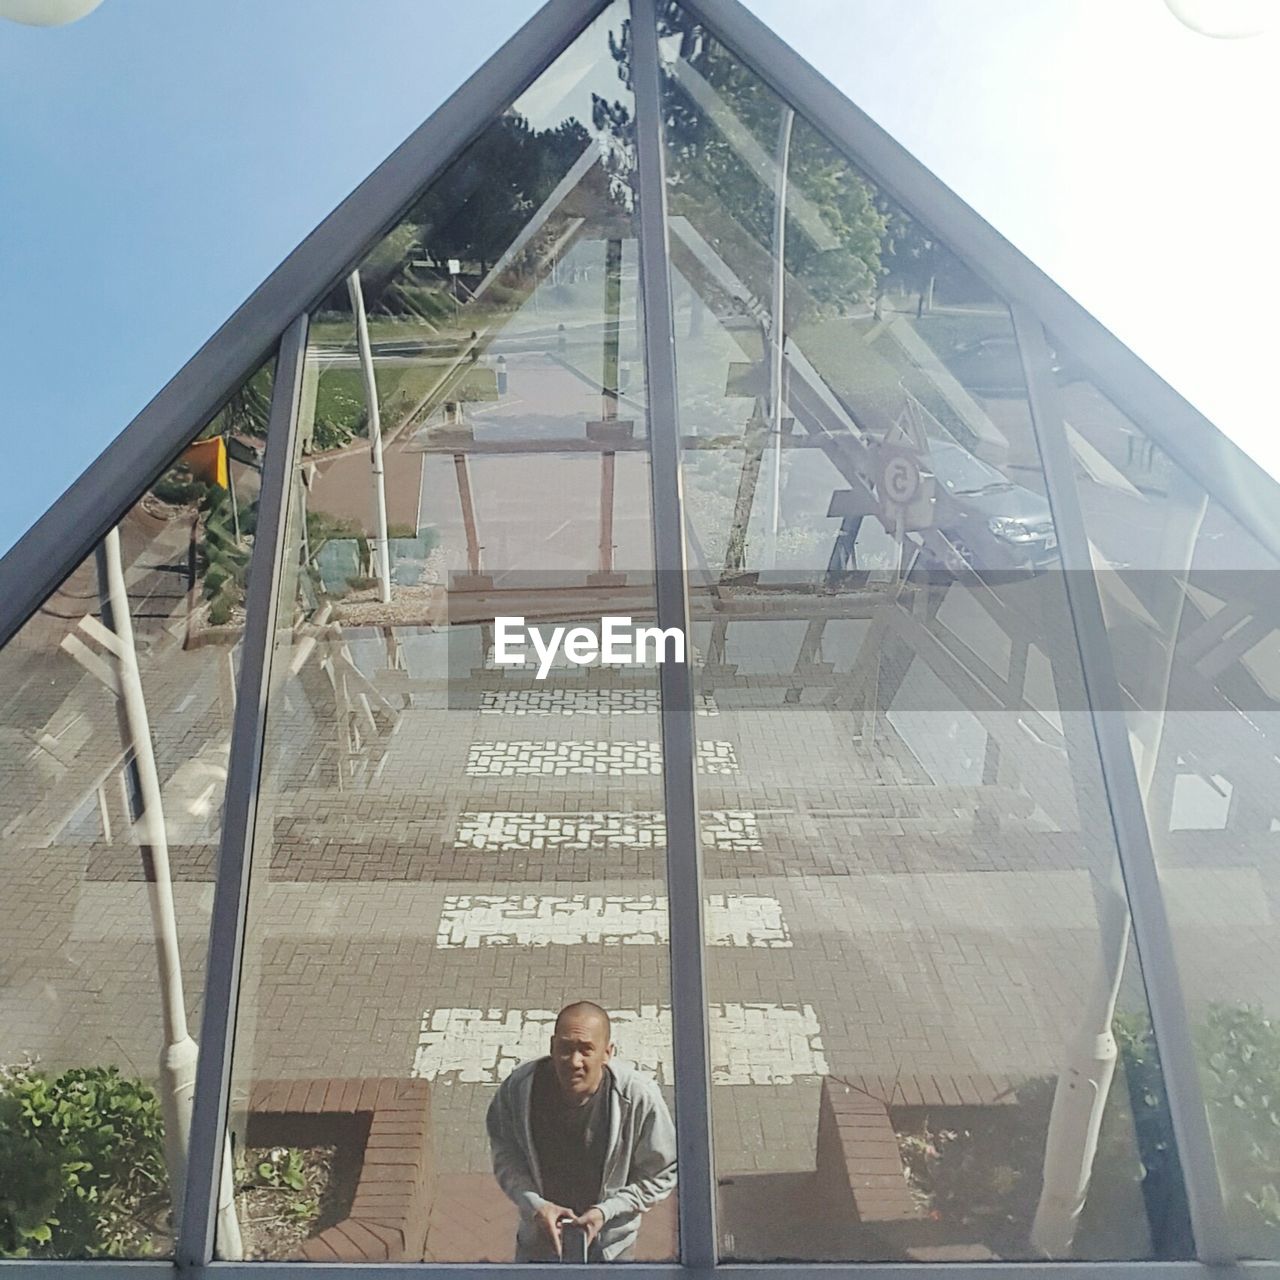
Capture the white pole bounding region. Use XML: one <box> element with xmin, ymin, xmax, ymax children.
<box><xmin>1031</xmin><ymin>491</ymin><xmax>1208</xmax><ymax>1257</ymax></box>
<box><xmin>347</xmin><ymin>270</ymin><xmax>393</xmax><ymax>604</ymax></box>
<box><xmin>100</xmin><ymin>528</ymin><xmax>244</xmax><ymax>1259</ymax></box>
<box><xmin>1030</xmin><ymin>884</ymin><xmax>1128</xmax><ymax>1257</ymax></box>
<box><xmin>765</xmin><ymin>105</ymin><xmax>794</xmax><ymax>571</ymax></box>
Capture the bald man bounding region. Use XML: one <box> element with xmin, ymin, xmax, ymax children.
<box><xmin>486</xmin><ymin>1001</ymin><xmax>677</xmax><ymax>1262</ymax></box>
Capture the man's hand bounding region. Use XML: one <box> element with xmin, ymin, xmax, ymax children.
<box><xmin>533</xmin><ymin>1202</ymin><xmax>574</xmax><ymax>1256</ymax></box>
<box><xmin>576</xmin><ymin>1207</ymin><xmax>606</xmax><ymax>1245</ymax></box>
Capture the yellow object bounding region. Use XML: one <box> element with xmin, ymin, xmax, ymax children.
<box><xmin>182</xmin><ymin>437</ymin><xmax>229</xmax><ymax>488</ymax></box>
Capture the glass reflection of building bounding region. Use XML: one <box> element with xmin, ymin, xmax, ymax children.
<box><xmin>2</xmin><ymin>0</ymin><xmax>1278</xmax><ymax>1273</ymax></box>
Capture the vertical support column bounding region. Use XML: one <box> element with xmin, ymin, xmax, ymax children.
<box><xmin>600</xmin><ymin>238</ymin><xmax>622</xmax><ymax>577</ymax></box>
<box><xmin>599</xmin><ymin>450</ymin><xmax>617</xmax><ymax>575</ymax></box>
<box><xmin>453</xmin><ymin>451</ymin><xmax>485</xmax><ymax>579</ymax></box>
<box><xmin>722</xmin><ymin>414</ymin><xmax>767</xmax><ymax>577</ymax></box>
<box><xmin>347</xmin><ymin>270</ymin><xmax>393</xmax><ymax>605</ymax></box>
<box><xmin>178</xmin><ymin>314</ymin><xmax>310</xmax><ymax>1268</ymax></box>
<box><xmin>765</xmin><ymin>105</ymin><xmax>793</xmax><ymax>570</ymax></box>
<box><xmin>1011</xmin><ymin>302</ymin><xmax>1233</xmax><ymax>1263</ymax></box>
<box><xmin>631</xmin><ymin>0</ymin><xmax>718</xmax><ymax>1266</ymax></box>
<box><xmin>602</xmin><ymin>236</ymin><xmax>623</xmax><ymax>423</ymax></box>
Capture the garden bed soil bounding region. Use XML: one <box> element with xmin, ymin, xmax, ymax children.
<box><xmin>891</xmin><ymin>1088</ymin><xmax>1155</xmax><ymax>1261</ymax></box>
<box><xmin>236</xmin><ymin>1144</ymin><xmax>361</xmax><ymax>1261</ymax></box>
<box><xmin>235</xmin><ymin>1110</ymin><xmax>367</xmax><ymax>1261</ymax></box>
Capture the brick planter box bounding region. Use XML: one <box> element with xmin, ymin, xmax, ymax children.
<box><xmin>246</xmin><ymin>1077</ymin><xmax>432</xmax><ymax>1263</ymax></box>
<box><xmin>817</xmin><ymin>1077</ymin><xmax>921</xmax><ymax>1227</ymax></box>
<box><xmin>816</xmin><ymin>1076</ymin><xmax>998</xmax><ymax>1262</ymax></box>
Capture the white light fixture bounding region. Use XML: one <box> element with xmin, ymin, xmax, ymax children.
<box><xmin>1164</xmin><ymin>0</ymin><xmax>1270</xmax><ymax>38</ymax></box>
<box><xmin>0</xmin><ymin>0</ymin><xmax>104</xmax><ymax>25</ymax></box>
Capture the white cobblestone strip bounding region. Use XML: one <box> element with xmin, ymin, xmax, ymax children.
<box><xmin>480</xmin><ymin>689</ymin><xmax>718</xmax><ymax>717</ymax></box>
<box><xmin>436</xmin><ymin>893</ymin><xmax>790</xmax><ymax>949</ymax></box>
<box><xmin>464</xmin><ymin>740</ymin><xmax>738</xmax><ymax>777</ymax></box>
<box><xmin>411</xmin><ymin>1002</ymin><xmax>826</xmax><ymax>1085</ymax></box>
<box><xmin>454</xmin><ymin>809</ymin><xmax>761</xmax><ymax>853</ymax></box>
<box><xmin>699</xmin><ymin>809</ymin><xmax>761</xmax><ymax>851</ymax></box>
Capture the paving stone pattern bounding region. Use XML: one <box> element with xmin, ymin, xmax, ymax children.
<box><xmin>6</xmin><ymin>604</ymin><xmax>1280</xmax><ymax>1245</ymax></box>
<box><xmin>454</xmin><ymin>809</ymin><xmax>761</xmax><ymax>853</ymax></box>
<box><xmin>480</xmin><ymin>689</ymin><xmax>719</xmax><ymax>716</ymax></box>
<box><xmin>463</xmin><ymin>739</ymin><xmax>739</xmax><ymax>777</ymax></box>
<box><xmin>412</xmin><ymin>1003</ymin><xmax>827</xmax><ymax>1085</ymax></box>
<box><xmin>435</xmin><ymin>892</ymin><xmax>790</xmax><ymax>949</ymax></box>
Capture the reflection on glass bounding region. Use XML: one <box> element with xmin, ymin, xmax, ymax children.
<box><xmin>660</xmin><ymin>6</ymin><xmax>1186</xmax><ymax>1262</ymax></box>
<box><xmin>227</xmin><ymin>3</ymin><xmax>680</xmax><ymax>1264</ymax></box>
<box><xmin>0</xmin><ymin>359</ymin><xmax>275</xmax><ymax>1259</ymax></box>
<box><xmin>1057</xmin><ymin>362</ymin><xmax>1280</xmax><ymax>1259</ymax></box>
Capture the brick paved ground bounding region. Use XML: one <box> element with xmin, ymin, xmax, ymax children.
<box><xmin>5</xmin><ymin>534</ymin><xmax>1280</xmax><ymax>1260</ymax></box>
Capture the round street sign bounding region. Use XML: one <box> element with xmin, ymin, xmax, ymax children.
<box><xmin>879</xmin><ymin>448</ymin><xmax>922</xmax><ymax>506</ymax></box>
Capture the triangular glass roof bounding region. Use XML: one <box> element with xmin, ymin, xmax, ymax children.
<box><xmin>1</xmin><ymin>0</ymin><xmax>1278</xmax><ymax>1272</ymax></box>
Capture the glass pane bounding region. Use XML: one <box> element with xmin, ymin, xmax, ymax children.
<box><xmin>226</xmin><ymin>3</ymin><xmax>680</xmax><ymax>1264</ymax></box>
<box><xmin>0</xmin><ymin>358</ymin><xmax>275</xmax><ymax>1259</ymax></box>
<box><xmin>660</xmin><ymin>7</ymin><xmax>1189</xmax><ymax>1262</ymax></box>
<box><xmin>1056</xmin><ymin>361</ymin><xmax>1280</xmax><ymax>1259</ymax></box>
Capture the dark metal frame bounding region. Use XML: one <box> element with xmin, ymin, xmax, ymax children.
<box><xmin>1012</xmin><ymin>304</ymin><xmax>1234</xmax><ymax>1263</ymax></box>
<box><xmin>3</xmin><ymin>0</ymin><xmax>1277</xmax><ymax>1273</ymax></box>
<box><xmin>177</xmin><ymin>315</ymin><xmax>309</xmax><ymax>1268</ymax></box>
<box><xmin>631</xmin><ymin>0</ymin><xmax>718</xmax><ymax>1265</ymax></box>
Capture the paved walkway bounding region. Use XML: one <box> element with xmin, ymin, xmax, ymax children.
<box><xmin>5</xmin><ymin>546</ymin><xmax>1280</xmax><ymax>1258</ymax></box>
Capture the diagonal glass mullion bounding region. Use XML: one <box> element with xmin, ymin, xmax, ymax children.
<box><xmin>177</xmin><ymin>313</ymin><xmax>310</xmax><ymax>1268</ymax></box>
<box><xmin>1010</xmin><ymin>301</ymin><xmax>1234</xmax><ymax>1264</ymax></box>
<box><xmin>631</xmin><ymin>0</ymin><xmax>719</xmax><ymax>1267</ymax></box>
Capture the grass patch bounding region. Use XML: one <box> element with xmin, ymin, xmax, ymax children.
<box><xmin>793</xmin><ymin>311</ymin><xmax>1013</xmax><ymax>453</ymax></box>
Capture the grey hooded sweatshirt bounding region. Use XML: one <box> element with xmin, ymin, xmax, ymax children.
<box><xmin>486</xmin><ymin>1057</ymin><xmax>677</xmax><ymax>1261</ymax></box>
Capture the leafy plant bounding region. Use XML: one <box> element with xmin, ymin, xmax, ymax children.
<box><xmin>254</xmin><ymin>1147</ymin><xmax>307</xmax><ymax>1193</ymax></box>
<box><xmin>208</xmin><ymin>595</ymin><xmax>235</xmax><ymax>627</ymax></box>
<box><xmin>147</xmin><ymin>458</ymin><xmax>252</xmax><ymax>625</ymax></box>
<box><xmin>233</xmin><ymin>1145</ymin><xmax>323</xmax><ymax>1242</ymax></box>
<box><xmin>899</xmin><ymin>1004</ymin><xmax>1280</xmax><ymax>1258</ymax></box>
<box><xmin>1114</xmin><ymin>1003</ymin><xmax>1280</xmax><ymax>1249</ymax></box>
<box><xmin>281</xmin><ymin>1194</ymin><xmax>319</xmax><ymax>1225</ymax></box>
<box><xmin>0</xmin><ymin>1089</ymin><xmax>65</xmax><ymax>1254</ymax></box>
<box><xmin>1194</xmin><ymin>1004</ymin><xmax>1280</xmax><ymax>1246</ymax></box>
<box><xmin>0</xmin><ymin>1063</ymin><xmax>167</xmax><ymax>1259</ymax></box>
<box><xmin>151</xmin><ymin>468</ymin><xmax>210</xmax><ymax>508</ymax></box>
<box><xmin>199</xmin><ymin>486</ymin><xmax>251</xmax><ymax>621</ymax></box>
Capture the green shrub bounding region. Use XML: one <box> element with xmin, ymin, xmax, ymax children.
<box><xmin>208</xmin><ymin>595</ymin><xmax>235</xmax><ymax>627</ymax></box>
<box><xmin>1012</xmin><ymin>1005</ymin><xmax>1280</xmax><ymax>1256</ymax></box>
<box><xmin>197</xmin><ymin>487</ymin><xmax>251</xmax><ymax>625</ymax></box>
<box><xmin>203</xmin><ymin>564</ymin><xmax>229</xmax><ymax>597</ymax></box>
<box><xmin>1117</xmin><ymin>1002</ymin><xmax>1280</xmax><ymax>1249</ymax></box>
<box><xmin>1196</xmin><ymin>1004</ymin><xmax>1280</xmax><ymax>1246</ymax></box>
<box><xmin>0</xmin><ymin>1064</ymin><xmax>167</xmax><ymax>1259</ymax></box>
<box><xmin>0</xmin><ymin>1090</ymin><xmax>64</xmax><ymax>1254</ymax></box>
<box><xmin>151</xmin><ymin>468</ymin><xmax>208</xmax><ymax>508</ymax></box>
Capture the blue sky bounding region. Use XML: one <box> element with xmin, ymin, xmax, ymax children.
<box><xmin>0</xmin><ymin>0</ymin><xmax>543</xmax><ymax>552</ymax></box>
<box><xmin>1</xmin><ymin>0</ymin><xmax>1275</xmax><ymax>555</ymax></box>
